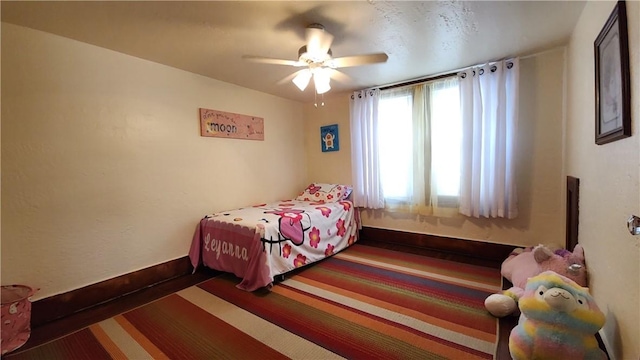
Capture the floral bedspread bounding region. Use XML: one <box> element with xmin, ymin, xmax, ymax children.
<box><xmin>189</xmin><ymin>199</ymin><xmax>359</xmax><ymax>291</ymax></box>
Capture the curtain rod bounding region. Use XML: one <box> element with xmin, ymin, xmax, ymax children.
<box><xmin>371</xmin><ymin>45</ymin><xmax>565</xmax><ymax>92</ymax></box>
<box><xmin>379</xmin><ymin>71</ymin><xmax>458</xmax><ymax>91</ymax></box>
<box><xmin>377</xmin><ymin>58</ymin><xmax>513</xmax><ymax>91</ymax></box>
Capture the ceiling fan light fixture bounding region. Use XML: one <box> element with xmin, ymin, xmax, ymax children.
<box><xmin>315</xmin><ymin>82</ymin><xmax>331</xmax><ymax>94</ymax></box>
<box><xmin>314</xmin><ymin>69</ymin><xmax>331</xmax><ymax>94</ymax></box>
<box><xmin>292</xmin><ymin>69</ymin><xmax>312</xmax><ymax>91</ymax></box>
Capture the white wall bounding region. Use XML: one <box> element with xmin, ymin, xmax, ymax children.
<box><xmin>1</xmin><ymin>23</ymin><xmax>306</xmax><ymax>300</ymax></box>
<box><xmin>566</xmin><ymin>1</ymin><xmax>639</xmax><ymax>358</ymax></box>
<box><xmin>304</xmin><ymin>48</ymin><xmax>568</xmax><ymax>248</ymax></box>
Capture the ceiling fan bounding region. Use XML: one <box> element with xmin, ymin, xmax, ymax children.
<box><xmin>242</xmin><ymin>23</ymin><xmax>388</xmax><ymax>95</ymax></box>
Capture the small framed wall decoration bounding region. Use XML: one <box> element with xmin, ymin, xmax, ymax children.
<box><xmin>320</xmin><ymin>124</ymin><xmax>340</xmax><ymax>152</ymax></box>
<box><xmin>594</xmin><ymin>0</ymin><xmax>631</xmax><ymax>145</ymax></box>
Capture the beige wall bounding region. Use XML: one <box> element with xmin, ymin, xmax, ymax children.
<box><xmin>1</xmin><ymin>23</ymin><xmax>306</xmax><ymax>300</ymax></box>
<box><xmin>303</xmin><ymin>93</ymin><xmax>353</xmax><ymax>186</ymax></box>
<box><xmin>566</xmin><ymin>1</ymin><xmax>639</xmax><ymax>358</ymax></box>
<box><xmin>304</xmin><ymin>48</ymin><xmax>568</xmax><ymax>248</ymax></box>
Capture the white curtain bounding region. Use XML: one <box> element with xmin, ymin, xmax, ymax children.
<box><xmin>459</xmin><ymin>58</ymin><xmax>519</xmax><ymax>218</ymax></box>
<box><xmin>411</xmin><ymin>85</ymin><xmax>430</xmax><ymax>212</ymax></box>
<box><xmin>349</xmin><ymin>89</ymin><xmax>384</xmax><ymax>208</ymax></box>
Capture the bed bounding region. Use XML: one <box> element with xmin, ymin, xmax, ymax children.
<box><xmin>189</xmin><ymin>183</ymin><xmax>360</xmax><ymax>291</ymax></box>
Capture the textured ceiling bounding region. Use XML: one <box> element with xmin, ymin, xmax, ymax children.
<box><xmin>1</xmin><ymin>1</ymin><xmax>586</xmax><ymax>103</ymax></box>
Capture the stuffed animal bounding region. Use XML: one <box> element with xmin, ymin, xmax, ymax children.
<box><xmin>509</xmin><ymin>271</ymin><xmax>607</xmax><ymax>360</ymax></box>
<box><xmin>485</xmin><ymin>244</ymin><xmax>587</xmax><ymax>317</ymax></box>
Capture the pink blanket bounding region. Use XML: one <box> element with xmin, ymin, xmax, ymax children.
<box><xmin>189</xmin><ymin>200</ymin><xmax>359</xmax><ymax>291</ymax></box>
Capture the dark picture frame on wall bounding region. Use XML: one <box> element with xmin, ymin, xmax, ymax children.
<box><xmin>320</xmin><ymin>124</ymin><xmax>340</xmax><ymax>152</ymax></box>
<box><xmin>594</xmin><ymin>0</ymin><xmax>631</xmax><ymax>145</ymax></box>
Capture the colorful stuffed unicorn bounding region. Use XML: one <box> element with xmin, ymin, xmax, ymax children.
<box><xmin>509</xmin><ymin>271</ymin><xmax>607</xmax><ymax>360</ymax></box>
<box><xmin>485</xmin><ymin>244</ymin><xmax>588</xmax><ymax>317</ymax></box>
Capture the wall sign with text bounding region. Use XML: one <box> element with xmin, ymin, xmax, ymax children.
<box><xmin>199</xmin><ymin>108</ymin><xmax>264</xmax><ymax>141</ymax></box>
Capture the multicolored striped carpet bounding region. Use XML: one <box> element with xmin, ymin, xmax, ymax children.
<box><xmin>8</xmin><ymin>245</ymin><xmax>501</xmax><ymax>359</ymax></box>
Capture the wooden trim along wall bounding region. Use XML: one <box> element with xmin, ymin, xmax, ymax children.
<box><xmin>30</xmin><ymin>256</ymin><xmax>194</xmax><ymax>327</ymax></box>
<box><xmin>566</xmin><ymin>176</ymin><xmax>580</xmax><ymax>251</ymax></box>
<box><xmin>31</xmin><ymin>228</ymin><xmax>513</xmax><ymax>327</ymax></box>
<box><xmin>358</xmin><ymin>226</ymin><xmax>515</xmax><ymax>269</ymax></box>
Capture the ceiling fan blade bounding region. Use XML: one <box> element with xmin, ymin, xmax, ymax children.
<box><xmin>330</xmin><ymin>53</ymin><xmax>389</xmax><ymax>68</ymax></box>
<box><xmin>327</xmin><ymin>69</ymin><xmax>352</xmax><ymax>84</ymax></box>
<box><xmin>277</xmin><ymin>70</ymin><xmax>306</xmax><ymax>85</ymax></box>
<box><xmin>242</xmin><ymin>55</ymin><xmax>303</xmax><ymax>67</ymax></box>
<box><xmin>305</xmin><ymin>25</ymin><xmax>334</xmax><ymax>56</ymax></box>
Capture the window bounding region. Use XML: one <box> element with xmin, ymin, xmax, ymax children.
<box><xmin>350</xmin><ymin>59</ymin><xmax>518</xmax><ymax>218</ymax></box>
<box><xmin>430</xmin><ymin>82</ymin><xmax>461</xmax><ymax>198</ymax></box>
<box><xmin>378</xmin><ymin>90</ymin><xmax>413</xmax><ymax>202</ymax></box>
<box><xmin>377</xmin><ymin>77</ymin><xmax>461</xmax><ymax>212</ymax></box>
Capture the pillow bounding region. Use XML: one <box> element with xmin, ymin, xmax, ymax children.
<box><xmin>296</xmin><ymin>183</ymin><xmax>352</xmax><ymax>203</ymax></box>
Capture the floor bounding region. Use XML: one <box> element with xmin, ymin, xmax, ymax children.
<box><xmin>8</xmin><ymin>269</ymin><xmax>218</xmax><ymax>356</ymax></box>
<box><xmin>8</xmin><ymin>245</ymin><xmax>513</xmax><ymax>358</ymax></box>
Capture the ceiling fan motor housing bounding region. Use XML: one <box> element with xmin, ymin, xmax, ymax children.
<box><xmin>306</xmin><ymin>23</ymin><xmax>325</xmax><ymax>30</ymax></box>
<box><xmin>298</xmin><ymin>46</ymin><xmax>332</xmax><ymax>64</ymax></box>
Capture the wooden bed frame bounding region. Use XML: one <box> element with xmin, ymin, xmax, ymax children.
<box><xmin>566</xmin><ymin>176</ymin><xmax>580</xmax><ymax>251</ymax></box>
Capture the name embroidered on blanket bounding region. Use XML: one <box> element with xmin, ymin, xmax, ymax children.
<box><xmin>204</xmin><ymin>233</ymin><xmax>250</xmax><ymax>261</ymax></box>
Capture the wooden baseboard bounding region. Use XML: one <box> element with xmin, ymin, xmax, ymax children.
<box><xmin>358</xmin><ymin>226</ymin><xmax>515</xmax><ymax>268</ymax></box>
<box><xmin>31</xmin><ymin>256</ymin><xmax>193</xmax><ymax>327</ymax></box>
<box><xmin>31</xmin><ymin>229</ymin><xmax>513</xmax><ymax>327</ymax></box>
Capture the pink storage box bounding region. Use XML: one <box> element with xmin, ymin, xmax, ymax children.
<box><xmin>1</xmin><ymin>285</ymin><xmax>36</xmax><ymax>355</ymax></box>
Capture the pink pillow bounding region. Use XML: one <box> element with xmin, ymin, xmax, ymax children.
<box><xmin>295</xmin><ymin>183</ymin><xmax>352</xmax><ymax>203</ymax></box>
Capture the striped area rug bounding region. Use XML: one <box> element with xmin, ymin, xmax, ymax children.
<box><xmin>8</xmin><ymin>245</ymin><xmax>501</xmax><ymax>360</ymax></box>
